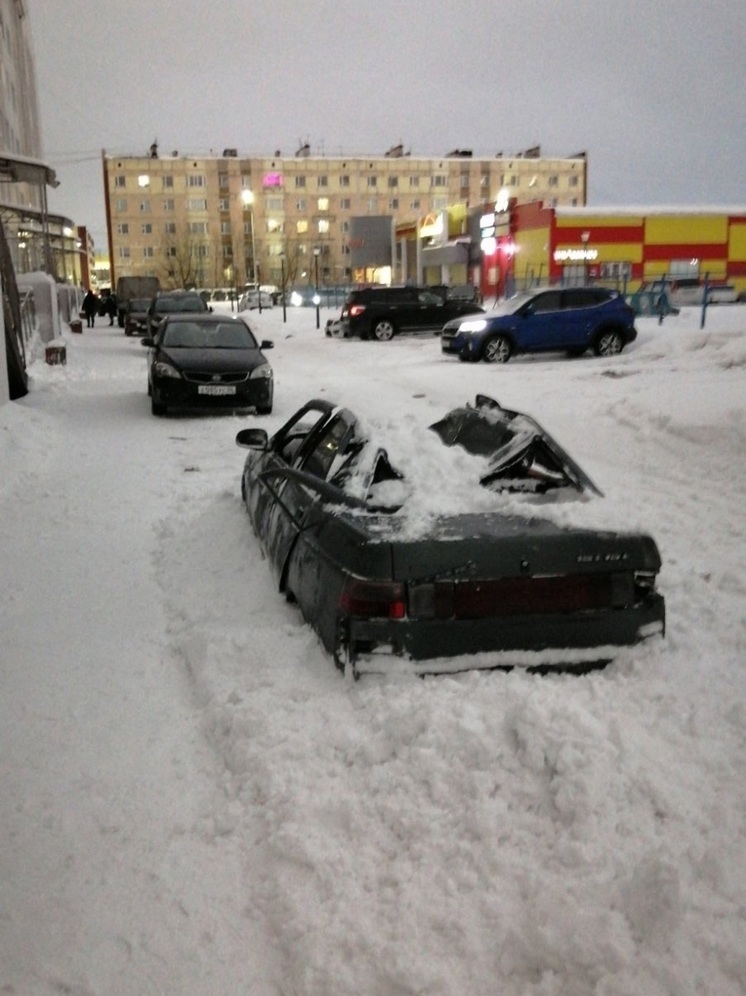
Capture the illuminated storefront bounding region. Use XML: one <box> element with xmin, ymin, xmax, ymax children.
<box><xmin>510</xmin><ymin>202</ymin><xmax>746</xmax><ymax>293</ymax></box>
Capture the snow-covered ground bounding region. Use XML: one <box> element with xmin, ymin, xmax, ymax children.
<box><xmin>1</xmin><ymin>300</ymin><xmax>744</xmax><ymax>995</ymax></box>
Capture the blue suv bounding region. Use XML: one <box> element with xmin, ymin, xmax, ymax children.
<box><xmin>440</xmin><ymin>287</ymin><xmax>637</xmax><ymax>363</ymax></box>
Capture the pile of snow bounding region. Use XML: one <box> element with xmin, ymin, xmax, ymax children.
<box><xmin>1</xmin><ymin>302</ymin><xmax>744</xmax><ymax>994</ymax></box>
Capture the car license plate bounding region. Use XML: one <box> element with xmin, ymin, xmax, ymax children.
<box><xmin>198</xmin><ymin>384</ymin><xmax>236</xmax><ymax>396</ymax></box>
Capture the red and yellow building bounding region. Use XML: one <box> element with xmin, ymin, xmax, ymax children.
<box><xmin>481</xmin><ymin>202</ymin><xmax>746</xmax><ymax>298</ymax></box>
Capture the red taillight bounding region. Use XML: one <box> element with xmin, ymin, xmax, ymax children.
<box><xmin>349</xmin><ymin>304</ymin><xmax>367</xmax><ymax>318</ymax></box>
<box><xmin>339</xmin><ymin>578</ymin><xmax>406</xmax><ymax>619</ymax></box>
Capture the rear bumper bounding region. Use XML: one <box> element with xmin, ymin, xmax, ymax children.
<box><xmin>344</xmin><ymin>592</ymin><xmax>665</xmax><ymax>672</ymax></box>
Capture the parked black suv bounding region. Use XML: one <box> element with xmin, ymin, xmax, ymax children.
<box><xmin>335</xmin><ymin>286</ymin><xmax>484</xmax><ymax>341</ymax></box>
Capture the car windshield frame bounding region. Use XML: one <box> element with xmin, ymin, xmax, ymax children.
<box><xmin>490</xmin><ymin>290</ymin><xmax>541</xmax><ymax>317</ymax></box>
<box><xmin>161</xmin><ymin>320</ymin><xmax>258</xmax><ymax>349</ymax></box>
<box><xmin>154</xmin><ymin>296</ymin><xmax>207</xmax><ymax>315</ymax></box>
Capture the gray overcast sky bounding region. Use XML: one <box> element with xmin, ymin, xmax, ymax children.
<box><xmin>29</xmin><ymin>0</ymin><xmax>746</xmax><ymax>246</ymax></box>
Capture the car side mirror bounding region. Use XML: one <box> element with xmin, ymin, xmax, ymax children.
<box><xmin>260</xmin><ymin>340</ymin><xmax>274</xmax><ymax>350</ymax></box>
<box><xmin>141</xmin><ymin>337</ymin><xmax>154</xmax><ymax>347</ymax></box>
<box><xmin>236</xmin><ymin>428</ymin><xmax>269</xmax><ymax>450</ymax></box>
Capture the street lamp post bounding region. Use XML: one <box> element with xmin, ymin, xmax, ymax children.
<box><xmin>313</xmin><ymin>246</ymin><xmax>321</xmax><ymax>330</ymax></box>
<box><xmin>241</xmin><ymin>188</ymin><xmax>261</xmax><ymax>313</ymax></box>
<box><xmin>280</xmin><ymin>253</ymin><xmax>287</xmax><ymax>323</ymax></box>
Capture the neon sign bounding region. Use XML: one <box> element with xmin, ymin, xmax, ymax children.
<box><xmin>553</xmin><ymin>248</ymin><xmax>599</xmax><ymax>262</ymax></box>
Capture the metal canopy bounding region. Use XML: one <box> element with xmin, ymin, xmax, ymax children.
<box><xmin>0</xmin><ymin>152</ymin><xmax>58</xmax><ymax>188</ymax></box>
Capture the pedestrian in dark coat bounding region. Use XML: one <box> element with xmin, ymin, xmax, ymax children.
<box><xmin>82</xmin><ymin>290</ymin><xmax>98</xmax><ymax>327</ymax></box>
<box><xmin>102</xmin><ymin>292</ymin><xmax>117</xmax><ymax>325</ymax></box>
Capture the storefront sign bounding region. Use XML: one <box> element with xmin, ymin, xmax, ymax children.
<box><xmin>495</xmin><ymin>188</ymin><xmax>510</xmax><ymax>213</ymax></box>
<box><xmin>419</xmin><ymin>212</ymin><xmax>444</xmax><ymax>240</ymax></box>
<box><xmin>553</xmin><ymin>248</ymin><xmax>599</xmax><ymax>262</ymax></box>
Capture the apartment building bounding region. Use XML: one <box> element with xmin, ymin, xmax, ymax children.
<box><xmin>103</xmin><ymin>144</ymin><xmax>587</xmax><ymax>291</ymax></box>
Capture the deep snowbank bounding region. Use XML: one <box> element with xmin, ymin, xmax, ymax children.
<box><xmin>1</xmin><ymin>304</ymin><xmax>744</xmax><ymax>994</ymax></box>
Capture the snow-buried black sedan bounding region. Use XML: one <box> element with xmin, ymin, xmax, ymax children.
<box><xmin>236</xmin><ymin>395</ymin><xmax>665</xmax><ymax>677</ymax></box>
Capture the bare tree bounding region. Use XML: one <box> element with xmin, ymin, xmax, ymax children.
<box><xmin>156</xmin><ymin>224</ymin><xmax>210</xmax><ymax>289</ymax></box>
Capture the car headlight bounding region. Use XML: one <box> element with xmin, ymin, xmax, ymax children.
<box><xmin>154</xmin><ymin>360</ymin><xmax>181</xmax><ymax>379</ymax></box>
<box><xmin>458</xmin><ymin>318</ymin><xmax>487</xmax><ymax>333</ymax></box>
<box><xmin>250</xmin><ymin>363</ymin><xmax>273</xmax><ymax>380</ymax></box>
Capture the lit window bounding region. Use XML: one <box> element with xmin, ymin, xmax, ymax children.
<box><xmin>138</xmin><ymin>174</ymin><xmax>150</xmax><ymax>188</ymax></box>
<box><xmin>318</xmin><ymin>197</ymin><xmax>329</xmax><ymax>211</ymax></box>
<box><xmin>318</xmin><ymin>219</ymin><xmax>330</xmax><ymax>234</ymax></box>
<box><xmin>297</xmin><ymin>220</ymin><xmax>309</xmax><ymax>234</ymax></box>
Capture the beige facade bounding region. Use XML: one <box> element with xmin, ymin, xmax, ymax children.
<box><xmin>103</xmin><ymin>147</ymin><xmax>587</xmax><ymax>290</ymax></box>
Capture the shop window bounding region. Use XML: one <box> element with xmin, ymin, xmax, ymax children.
<box><xmin>669</xmin><ymin>259</ymin><xmax>700</xmax><ymax>278</ymax></box>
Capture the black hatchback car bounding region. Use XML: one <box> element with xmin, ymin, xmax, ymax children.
<box><xmin>143</xmin><ymin>314</ymin><xmax>274</xmax><ymax>416</ymax></box>
<box><xmin>235</xmin><ymin>394</ymin><xmax>664</xmax><ymax>677</ymax></box>
<box><xmin>146</xmin><ymin>290</ymin><xmax>209</xmax><ymax>338</ymax></box>
<box><xmin>336</xmin><ymin>285</ymin><xmax>484</xmax><ymax>341</ymax></box>
<box><xmin>441</xmin><ymin>286</ymin><xmax>637</xmax><ymax>363</ymax></box>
